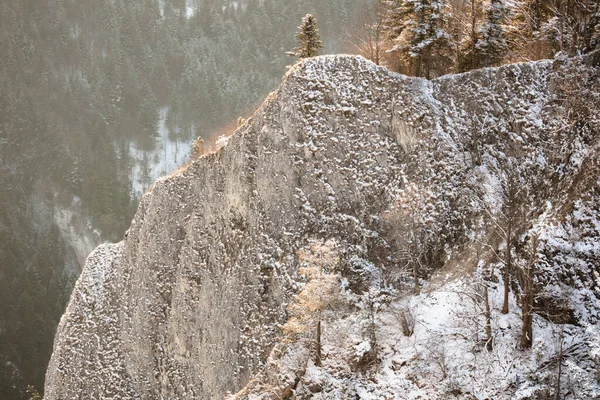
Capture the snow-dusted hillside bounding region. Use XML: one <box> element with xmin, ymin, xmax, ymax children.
<box><xmin>45</xmin><ymin>55</ymin><xmax>600</xmax><ymax>399</ymax></box>
<box><xmin>129</xmin><ymin>107</ymin><xmax>195</xmax><ymax>197</ymax></box>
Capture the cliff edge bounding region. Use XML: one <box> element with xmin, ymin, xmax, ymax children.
<box><xmin>45</xmin><ymin>55</ymin><xmax>600</xmax><ymax>399</ymax></box>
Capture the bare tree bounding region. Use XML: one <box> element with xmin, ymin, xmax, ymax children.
<box><xmin>520</xmin><ymin>232</ymin><xmax>539</xmax><ymax>349</ymax></box>
<box><xmin>447</xmin><ymin>0</ymin><xmax>477</xmax><ymax>71</ymax></box>
<box><xmin>449</xmin><ymin>277</ymin><xmax>494</xmax><ymax>352</ymax></box>
<box><xmin>547</xmin><ymin>0</ymin><xmax>600</xmax><ymax>55</ymax></box>
<box><xmin>282</xmin><ymin>239</ymin><xmax>341</xmax><ymax>367</ymax></box>
<box><xmin>426</xmin><ymin>341</ymin><xmax>449</xmax><ymax>380</ymax></box>
<box><xmin>463</xmin><ymin>116</ymin><xmax>491</xmax><ymax>167</ymax></box>
<box><xmin>391</xmin><ymin>301</ymin><xmax>416</xmax><ymax>337</ymax></box>
<box><xmin>475</xmin><ymin>227</ymin><xmax>494</xmax><ymax>351</ymax></box>
<box><xmin>506</xmin><ymin>0</ymin><xmax>555</xmax><ymax>61</ymax></box>
<box><xmin>483</xmin><ymin>284</ymin><xmax>493</xmax><ymax>351</ymax></box>
<box><xmin>499</xmin><ymin>168</ymin><xmax>523</xmax><ymax>314</ymax></box>
<box><xmin>356</xmin><ymin>288</ymin><xmax>381</xmax><ymax>369</ymax></box>
<box><xmin>555</xmin><ymin>326</ymin><xmax>565</xmax><ymax>400</ymax></box>
<box><xmin>347</xmin><ymin>1</ymin><xmax>386</xmax><ymax>65</ymax></box>
<box><xmin>471</xmin><ymin>162</ymin><xmax>527</xmax><ymax>315</ymax></box>
<box><xmin>384</xmin><ymin>183</ymin><xmax>441</xmax><ymax>294</ymax></box>
<box><xmin>457</xmin><ymin>0</ymin><xmax>484</xmax><ymax>71</ymax></box>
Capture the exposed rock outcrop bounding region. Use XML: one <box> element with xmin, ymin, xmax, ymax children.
<box><xmin>45</xmin><ymin>56</ymin><xmax>600</xmax><ymax>399</ymax></box>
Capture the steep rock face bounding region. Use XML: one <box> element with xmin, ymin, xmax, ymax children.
<box><xmin>46</xmin><ymin>56</ymin><xmax>417</xmax><ymax>399</ymax></box>
<box><xmin>45</xmin><ymin>56</ymin><xmax>599</xmax><ymax>399</ymax></box>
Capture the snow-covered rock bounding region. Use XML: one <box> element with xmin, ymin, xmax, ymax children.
<box><xmin>45</xmin><ymin>55</ymin><xmax>600</xmax><ymax>399</ymax></box>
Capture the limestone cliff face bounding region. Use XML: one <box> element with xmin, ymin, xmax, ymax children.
<box><xmin>45</xmin><ymin>56</ymin><xmax>600</xmax><ymax>399</ymax></box>
<box><xmin>46</xmin><ymin>56</ymin><xmax>417</xmax><ymax>399</ymax></box>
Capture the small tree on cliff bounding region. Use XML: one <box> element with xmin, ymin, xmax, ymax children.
<box><xmin>384</xmin><ymin>182</ymin><xmax>441</xmax><ymax>294</ymax></box>
<box><xmin>26</xmin><ymin>385</ymin><xmax>42</xmax><ymax>400</ymax></box>
<box><xmin>289</xmin><ymin>14</ymin><xmax>324</xmax><ymax>58</ymax></box>
<box><xmin>282</xmin><ymin>239</ymin><xmax>341</xmax><ymax>366</ymax></box>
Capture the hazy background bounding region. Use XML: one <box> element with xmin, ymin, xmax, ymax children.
<box><xmin>0</xmin><ymin>0</ymin><xmax>371</xmax><ymax>398</ymax></box>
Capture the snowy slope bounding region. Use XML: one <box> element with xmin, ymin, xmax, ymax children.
<box><xmin>129</xmin><ymin>107</ymin><xmax>195</xmax><ymax>197</ymax></box>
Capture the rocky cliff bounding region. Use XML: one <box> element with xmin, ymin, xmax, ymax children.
<box><xmin>45</xmin><ymin>55</ymin><xmax>600</xmax><ymax>399</ymax></box>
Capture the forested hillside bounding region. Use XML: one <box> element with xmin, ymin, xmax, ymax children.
<box><xmin>0</xmin><ymin>1</ymin><xmax>366</xmax><ymax>398</ymax></box>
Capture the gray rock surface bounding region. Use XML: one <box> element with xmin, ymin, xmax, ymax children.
<box><xmin>45</xmin><ymin>55</ymin><xmax>599</xmax><ymax>399</ymax></box>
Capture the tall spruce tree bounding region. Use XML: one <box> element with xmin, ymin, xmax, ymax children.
<box><xmin>459</xmin><ymin>0</ymin><xmax>507</xmax><ymax>71</ymax></box>
<box><xmin>554</xmin><ymin>0</ymin><xmax>600</xmax><ymax>55</ymax></box>
<box><xmin>289</xmin><ymin>14</ymin><xmax>324</xmax><ymax>58</ymax></box>
<box><xmin>384</xmin><ymin>0</ymin><xmax>453</xmax><ymax>78</ymax></box>
<box><xmin>458</xmin><ymin>0</ymin><xmax>484</xmax><ymax>72</ymax></box>
<box><xmin>508</xmin><ymin>0</ymin><xmax>558</xmax><ymax>60</ymax></box>
<box><xmin>478</xmin><ymin>0</ymin><xmax>508</xmax><ymax>66</ymax></box>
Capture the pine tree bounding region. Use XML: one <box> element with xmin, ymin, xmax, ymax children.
<box><xmin>289</xmin><ymin>14</ymin><xmax>324</xmax><ymax>58</ymax></box>
<box><xmin>384</xmin><ymin>0</ymin><xmax>454</xmax><ymax>78</ymax></box>
<box><xmin>476</xmin><ymin>0</ymin><xmax>508</xmax><ymax>68</ymax></box>
<box><xmin>479</xmin><ymin>0</ymin><xmax>508</xmax><ymax>66</ymax></box>
<box><xmin>384</xmin><ymin>182</ymin><xmax>441</xmax><ymax>295</ymax></box>
<box><xmin>459</xmin><ymin>0</ymin><xmax>507</xmax><ymax>71</ymax></box>
<box><xmin>458</xmin><ymin>0</ymin><xmax>484</xmax><ymax>72</ymax></box>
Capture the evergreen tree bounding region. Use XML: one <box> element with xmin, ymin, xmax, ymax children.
<box><xmin>508</xmin><ymin>0</ymin><xmax>557</xmax><ymax>60</ymax></box>
<box><xmin>460</xmin><ymin>0</ymin><xmax>508</xmax><ymax>71</ymax></box>
<box><xmin>458</xmin><ymin>0</ymin><xmax>484</xmax><ymax>72</ymax></box>
<box><xmin>289</xmin><ymin>14</ymin><xmax>324</xmax><ymax>58</ymax></box>
<box><xmin>478</xmin><ymin>0</ymin><xmax>508</xmax><ymax>66</ymax></box>
<box><xmin>554</xmin><ymin>0</ymin><xmax>600</xmax><ymax>55</ymax></box>
<box><xmin>384</xmin><ymin>0</ymin><xmax>454</xmax><ymax>78</ymax></box>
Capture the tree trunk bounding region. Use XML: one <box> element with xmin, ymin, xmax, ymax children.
<box><xmin>484</xmin><ymin>285</ymin><xmax>493</xmax><ymax>351</ymax></box>
<box><xmin>368</xmin><ymin>295</ymin><xmax>378</xmax><ymax>362</ymax></box>
<box><xmin>413</xmin><ymin>262</ymin><xmax>420</xmax><ymax>295</ymax></box>
<box><xmin>315</xmin><ymin>319</ymin><xmax>322</xmax><ymax>367</ymax></box>
<box><xmin>520</xmin><ymin>291</ymin><xmax>533</xmax><ymax>348</ymax></box>
<box><xmin>501</xmin><ymin>265</ymin><xmax>510</xmax><ymax>314</ymax></box>
<box><xmin>415</xmin><ymin>56</ymin><xmax>422</xmax><ymax>78</ymax></box>
<box><xmin>471</xmin><ymin>0</ymin><xmax>477</xmax><ymax>40</ymax></box>
<box><xmin>555</xmin><ymin>328</ymin><xmax>564</xmax><ymax>400</ymax></box>
<box><xmin>502</xmin><ymin>223</ymin><xmax>513</xmax><ymax>314</ymax></box>
<box><xmin>520</xmin><ymin>264</ymin><xmax>534</xmax><ymax>349</ymax></box>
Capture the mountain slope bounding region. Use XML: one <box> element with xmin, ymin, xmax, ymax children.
<box><xmin>45</xmin><ymin>55</ymin><xmax>600</xmax><ymax>399</ymax></box>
